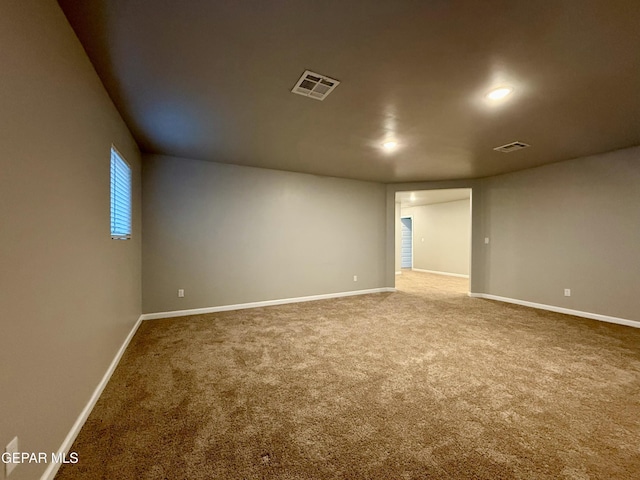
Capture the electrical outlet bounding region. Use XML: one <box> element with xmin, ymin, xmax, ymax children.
<box><xmin>178</xmin><ymin>289</ymin><xmax>184</xmax><ymax>298</ymax></box>
<box><xmin>5</xmin><ymin>436</ymin><xmax>18</xmax><ymax>477</ymax></box>
<box><xmin>564</xmin><ymin>289</ymin><xmax>571</xmax><ymax>297</ymax></box>
<box><xmin>353</xmin><ymin>275</ymin><xmax>358</xmax><ymax>282</ymax></box>
<box><xmin>484</xmin><ymin>237</ymin><xmax>490</xmax><ymax>244</ymax></box>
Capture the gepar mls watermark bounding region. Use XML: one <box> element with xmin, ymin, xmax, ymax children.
<box><xmin>1</xmin><ymin>451</ymin><xmax>79</xmax><ymax>465</ymax></box>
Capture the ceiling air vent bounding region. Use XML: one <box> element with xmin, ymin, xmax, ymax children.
<box><xmin>493</xmin><ymin>141</ymin><xmax>530</xmax><ymax>153</ymax></box>
<box><xmin>291</xmin><ymin>70</ymin><xmax>340</xmax><ymax>101</ymax></box>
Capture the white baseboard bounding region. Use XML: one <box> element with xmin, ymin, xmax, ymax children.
<box><xmin>141</xmin><ymin>287</ymin><xmax>397</xmax><ymax>321</ymax></box>
<box><xmin>412</xmin><ymin>268</ymin><xmax>469</xmax><ymax>279</ymax></box>
<box><xmin>41</xmin><ymin>315</ymin><xmax>144</xmax><ymax>480</ymax></box>
<box><xmin>468</xmin><ymin>293</ymin><xmax>640</xmax><ymax>329</ymax></box>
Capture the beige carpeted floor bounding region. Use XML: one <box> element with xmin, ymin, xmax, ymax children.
<box><xmin>57</xmin><ymin>271</ymin><xmax>640</xmax><ymax>479</ymax></box>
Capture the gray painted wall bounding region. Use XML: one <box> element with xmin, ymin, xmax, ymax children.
<box><xmin>0</xmin><ymin>2</ymin><xmax>141</xmax><ymax>479</ymax></box>
<box><xmin>479</xmin><ymin>146</ymin><xmax>640</xmax><ymax>321</ymax></box>
<box><xmin>142</xmin><ymin>155</ymin><xmax>387</xmax><ymax>313</ymax></box>
<box><xmin>401</xmin><ymin>199</ymin><xmax>471</xmax><ymax>276</ymax></box>
<box><xmin>387</xmin><ymin>147</ymin><xmax>640</xmax><ymax>322</ymax></box>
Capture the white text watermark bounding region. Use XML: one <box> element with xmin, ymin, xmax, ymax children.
<box><xmin>1</xmin><ymin>452</ymin><xmax>79</xmax><ymax>464</ymax></box>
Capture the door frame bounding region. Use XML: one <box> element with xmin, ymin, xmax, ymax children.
<box><xmin>391</xmin><ymin>187</ymin><xmax>475</xmax><ymax>293</ymax></box>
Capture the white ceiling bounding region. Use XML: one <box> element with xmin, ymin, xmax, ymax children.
<box><xmin>58</xmin><ymin>0</ymin><xmax>640</xmax><ymax>183</ymax></box>
<box><xmin>396</xmin><ymin>189</ymin><xmax>471</xmax><ymax>208</ymax></box>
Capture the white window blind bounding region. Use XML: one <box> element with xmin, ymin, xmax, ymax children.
<box><xmin>110</xmin><ymin>147</ymin><xmax>132</xmax><ymax>239</ymax></box>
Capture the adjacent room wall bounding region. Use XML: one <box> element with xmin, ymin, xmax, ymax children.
<box><xmin>479</xmin><ymin>146</ymin><xmax>640</xmax><ymax>321</ymax></box>
<box><xmin>142</xmin><ymin>155</ymin><xmax>387</xmax><ymax>314</ymax></box>
<box><xmin>401</xmin><ymin>199</ymin><xmax>471</xmax><ymax>276</ymax></box>
<box><xmin>0</xmin><ymin>2</ymin><xmax>141</xmax><ymax>479</ymax></box>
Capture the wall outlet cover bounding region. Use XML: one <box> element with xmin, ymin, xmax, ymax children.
<box><xmin>6</xmin><ymin>436</ymin><xmax>19</xmax><ymax>476</ymax></box>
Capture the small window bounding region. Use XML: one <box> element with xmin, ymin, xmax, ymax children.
<box><xmin>110</xmin><ymin>147</ymin><xmax>132</xmax><ymax>240</ymax></box>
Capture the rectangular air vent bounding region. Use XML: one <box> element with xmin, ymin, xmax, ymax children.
<box><xmin>493</xmin><ymin>141</ymin><xmax>530</xmax><ymax>153</ymax></box>
<box><xmin>291</xmin><ymin>70</ymin><xmax>340</xmax><ymax>101</ymax></box>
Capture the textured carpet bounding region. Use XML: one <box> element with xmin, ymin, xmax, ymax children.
<box><xmin>57</xmin><ymin>271</ymin><xmax>640</xmax><ymax>479</ymax></box>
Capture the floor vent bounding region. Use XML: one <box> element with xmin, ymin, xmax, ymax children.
<box><xmin>291</xmin><ymin>70</ymin><xmax>340</xmax><ymax>101</ymax></box>
<box><xmin>493</xmin><ymin>141</ymin><xmax>530</xmax><ymax>153</ymax></box>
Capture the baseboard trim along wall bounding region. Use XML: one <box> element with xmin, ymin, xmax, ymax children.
<box><xmin>141</xmin><ymin>287</ymin><xmax>397</xmax><ymax>321</ymax></box>
<box><xmin>412</xmin><ymin>268</ymin><xmax>469</xmax><ymax>279</ymax></box>
<box><xmin>41</xmin><ymin>316</ymin><xmax>144</xmax><ymax>480</ymax></box>
<box><xmin>468</xmin><ymin>293</ymin><xmax>640</xmax><ymax>329</ymax></box>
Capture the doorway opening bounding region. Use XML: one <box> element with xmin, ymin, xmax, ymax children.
<box><xmin>394</xmin><ymin>188</ymin><xmax>472</xmax><ymax>296</ymax></box>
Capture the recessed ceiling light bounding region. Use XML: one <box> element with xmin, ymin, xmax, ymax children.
<box><xmin>383</xmin><ymin>141</ymin><xmax>398</xmax><ymax>151</ymax></box>
<box><xmin>486</xmin><ymin>87</ymin><xmax>513</xmax><ymax>100</ymax></box>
